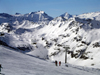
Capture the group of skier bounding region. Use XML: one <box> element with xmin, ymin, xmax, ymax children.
<box><xmin>55</xmin><ymin>60</ymin><xmax>61</xmax><ymax>66</ymax></box>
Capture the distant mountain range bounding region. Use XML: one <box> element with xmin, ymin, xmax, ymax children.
<box><xmin>0</xmin><ymin>11</ymin><xmax>100</xmax><ymax>68</ymax></box>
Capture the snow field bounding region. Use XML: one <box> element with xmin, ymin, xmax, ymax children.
<box><xmin>0</xmin><ymin>46</ymin><xmax>100</xmax><ymax>75</ymax></box>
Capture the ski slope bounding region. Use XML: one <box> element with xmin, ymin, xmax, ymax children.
<box><xmin>0</xmin><ymin>46</ymin><xmax>100</xmax><ymax>75</ymax></box>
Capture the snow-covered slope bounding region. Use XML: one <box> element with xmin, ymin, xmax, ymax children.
<box><xmin>1</xmin><ymin>11</ymin><xmax>100</xmax><ymax>68</ymax></box>
<box><xmin>0</xmin><ymin>46</ymin><xmax>100</xmax><ymax>75</ymax></box>
<box><xmin>78</xmin><ymin>12</ymin><xmax>100</xmax><ymax>21</ymax></box>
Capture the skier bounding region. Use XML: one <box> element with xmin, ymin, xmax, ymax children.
<box><xmin>0</xmin><ymin>64</ymin><xmax>3</xmax><ymax>73</ymax></box>
<box><xmin>59</xmin><ymin>61</ymin><xmax>61</xmax><ymax>66</ymax></box>
<box><xmin>55</xmin><ymin>60</ymin><xmax>58</xmax><ymax>66</ymax></box>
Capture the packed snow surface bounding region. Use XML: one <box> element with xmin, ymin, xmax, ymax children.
<box><xmin>0</xmin><ymin>46</ymin><xmax>100</xmax><ymax>75</ymax></box>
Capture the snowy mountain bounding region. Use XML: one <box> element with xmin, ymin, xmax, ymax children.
<box><xmin>0</xmin><ymin>11</ymin><xmax>53</xmax><ymax>25</ymax></box>
<box><xmin>1</xmin><ymin>11</ymin><xmax>100</xmax><ymax>69</ymax></box>
<box><xmin>14</xmin><ymin>11</ymin><xmax>53</xmax><ymax>24</ymax></box>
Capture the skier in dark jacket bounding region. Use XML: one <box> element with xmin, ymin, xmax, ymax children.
<box><xmin>0</xmin><ymin>64</ymin><xmax>3</xmax><ymax>73</ymax></box>
<box><xmin>55</xmin><ymin>60</ymin><xmax>58</xmax><ymax>66</ymax></box>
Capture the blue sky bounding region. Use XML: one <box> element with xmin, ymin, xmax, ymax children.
<box><xmin>0</xmin><ymin>0</ymin><xmax>100</xmax><ymax>18</ymax></box>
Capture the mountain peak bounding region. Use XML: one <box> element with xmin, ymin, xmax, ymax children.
<box><xmin>0</xmin><ymin>13</ymin><xmax>13</xmax><ymax>18</ymax></box>
<box><xmin>15</xmin><ymin>13</ymin><xmax>21</xmax><ymax>15</ymax></box>
<box><xmin>22</xmin><ymin>11</ymin><xmax>53</xmax><ymax>23</ymax></box>
<box><xmin>29</xmin><ymin>11</ymin><xmax>45</xmax><ymax>15</ymax></box>
<box><xmin>37</xmin><ymin>11</ymin><xmax>45</xmax><ymax>14</ymax></box>
<box><xmin>15</xmin><ymin>13</ymin><xmax>20</xmax><ymax>15</ymax></box>
<box><xmin>60</xmin><ymin>12</ymin><xmax>73</xmax><ymax>19</ymax></box>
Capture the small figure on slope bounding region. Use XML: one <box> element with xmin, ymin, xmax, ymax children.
<box><xmin>59</xmin><ymin>61</ymin><xmax>61</xmax><ymax>66</ymax></box>
<box><xmin>0</xmin><ymin>64</ymin><xmax>3</xmax><ymax>73</ymax></box>
<box><xmin>55</xmin><ymin>60</ymin><xmax>58</xmax><ymax>66</ymax></box>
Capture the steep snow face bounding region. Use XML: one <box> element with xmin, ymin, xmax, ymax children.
<box><xmin>0</xmin><ymin>23</ymin><xmax>12</xmax><ymax>35</ymax></box>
